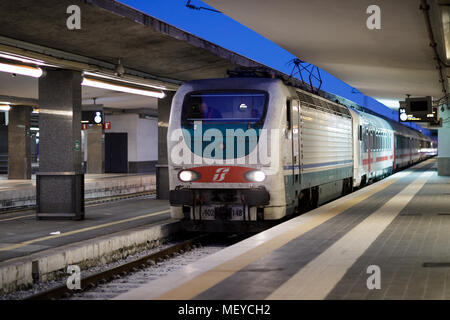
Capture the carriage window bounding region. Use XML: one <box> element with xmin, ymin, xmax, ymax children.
<box><xmin>375</xmin><ymin>131</ymin><xmax>378</xmax><ymax>150</ymax></box>
<box><xmin>359</xmin><ymin>125</ymin><xmax>362</xmax><ymax>141</ymax></box>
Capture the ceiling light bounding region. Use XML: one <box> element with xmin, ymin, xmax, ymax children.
<box><xmin>81</xmin><ymin>77</ymin><xmax>165</xmax><ymax>98</ymax></box>
<box><xmin>0</xmin><ymin>62</ymin><xmax>43</xmax><ymax>78</ymax></box>
<box><xmin>0</xmin><ymin>104</ymin><xmax>11</xmax><ymax>111</ymax></box>
<box><xmin>83</xmin><ymin>72</ymin><xmax>167</xmax><ymax>90</ymax></box>
<box><xmin>0</xmin><ymin>53</ymin><xmax>45</xmax><ymax>65</ymax></box>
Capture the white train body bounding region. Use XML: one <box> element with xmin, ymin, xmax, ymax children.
<box><xmin>167</xmin><ymin>78</ymin><xmax>436</xmax><ymax>232</ymax></box>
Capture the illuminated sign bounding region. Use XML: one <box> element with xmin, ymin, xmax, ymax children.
<box><xmin>399</xmin><ymin>97</ymin><xmax>438</xmax><ymax>123</ymax></box>
<box><xmin>82</xmin><ymin>110</ymin><xmax>104</xmax><ymax>125</ymax></box>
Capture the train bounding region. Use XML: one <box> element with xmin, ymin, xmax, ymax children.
<box><xmin>167</xmin><ymin>77</ymin><xmax>437</xmax><ymax>232</ymax></box>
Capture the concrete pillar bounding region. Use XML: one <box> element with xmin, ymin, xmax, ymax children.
<box><xmin>438</xmin><ymin>127</ymin><xmax>450</xmax><ymax>176</ymax></box>
<box><xmin>86</xmin><ymin>125</ymin><xmax>104</xmax><ymax>173</ymax></box>
<box><xmin>8</xmin><ymin>106</ymin><xmax>32</xmax><ymax>179</ymax></box>
<box><xmin>0</xmin><ymin>114</ymin><xmax>7</xmax><ymax>175</ymax></box>
<box><xmin>156</xmin><ymin>91</ymin><xmax>174</xmax><ymax>200</ymax></box>
<box><xmin>37</xmin><ymin>69</ymin><xmax>84</xmax><ymax>219</ymax></box>
<box><xmin>437</xmin><ymin>101</ymin><xmax>450</xmax><ymax>175</ymax></box>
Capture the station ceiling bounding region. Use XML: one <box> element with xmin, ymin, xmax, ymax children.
<box><xmin>0</xmin><ymin>0</ymin><xmax>263</xmax><ymax>110</ymax></box>
<box><xmin>205</xmin><ymin>0</ymin><xmax>450</xmax><ymax>103</ymax></box>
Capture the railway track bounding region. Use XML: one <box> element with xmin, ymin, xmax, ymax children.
<box><xmin>25</xmin><ymin>233</ymin><xmax>213</xmax><ymax>300</ymax></box>
<box><xmin>0</xmin><ymin>190</ymin><xmax>156</xmax><ymax>215</ymax></box>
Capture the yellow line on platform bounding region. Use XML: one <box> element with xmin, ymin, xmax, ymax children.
<box><xmin>0</xmin><ymin>209</ymin><xmax>170</xmax><ymax>252</ymax></box>
<box><xmin>0</xmin><ymin>214</ymin><xmax>35</xmax><ymax>222</ymax></box>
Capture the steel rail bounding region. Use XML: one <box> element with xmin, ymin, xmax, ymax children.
<box><xmin>25</xmin><ymin>233</ymin><xmax>211</xmax><ymax>300</ymax></box>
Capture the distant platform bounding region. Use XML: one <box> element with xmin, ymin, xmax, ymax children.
<box><xmin>117</xmin><ymin>158</ymin><xmax>450</xmax><ymax>300</ymax></box>
<box><xmin>0</xmin><ymin>197</ymin><xmax>174</xmax><ymax>294</ymax></box>
<box><xmin>0</xmin><ymin>173</ymin><xmax>156</xmax><ymax>211</ymax></box>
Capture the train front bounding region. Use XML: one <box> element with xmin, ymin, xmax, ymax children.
<box><xmin>167</xmin><ymin>78</ymin><xmax>285</xmax><ymax>232</ymax></box>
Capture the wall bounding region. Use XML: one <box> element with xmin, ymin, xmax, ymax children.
<box><xmin>137</xmin><ymin>117</ymin><xmax>158</xmax><ymax>161</ymax></box>
<box><xmin>105</xmin><ymin>113</ymin><xmax>158</xmax><ymax>173</ymax></box>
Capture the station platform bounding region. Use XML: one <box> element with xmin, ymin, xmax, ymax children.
<box><xmin>0</xmin><ymin>173</ymin><xmax>156</xmax><ymax>211</ymax></box>
<box><xmin>0</xmin><ymin>197</ymin><xmax>174</xmax><ymax>294</ymax></box>
<box><xmin>117</xmin><ymin>157</ymin><xmax>450</xmax><ymax>300</ymax></box>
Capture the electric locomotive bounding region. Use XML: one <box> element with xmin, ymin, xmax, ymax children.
<box><xmin>167</xmin><ymin>77</ymin><xmax>436</xmax><ymax>232</ymax></box>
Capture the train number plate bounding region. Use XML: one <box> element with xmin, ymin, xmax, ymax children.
<box><xmin>200</xmin><ymin>206</ymin><xmax>216</xmax><ymax>220</ymax></box>
<box><xmin>230</xmin><ymin>206</ymin><xmax>244</xmax><ymax>221</ymax></box>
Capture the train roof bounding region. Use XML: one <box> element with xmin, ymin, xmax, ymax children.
<box><xmin>181</xmin><ymin>75</ymin><xmax>432</xmax><ymax>142</ymax></box>
<box><xmin>351</xmin><ymin>107</ymin><xmax>430</xmax><ymax>140</ymax></box>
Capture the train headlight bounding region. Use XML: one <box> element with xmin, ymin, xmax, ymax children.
<box><xmin>178</xmin><ymin>170</ymin><xmax>200</xmax><ymax>182</ymax></box>
<box><xmin>245</xmin><ymin>170</ymin><xmax>266</xmax><ymax>182</ymax></box>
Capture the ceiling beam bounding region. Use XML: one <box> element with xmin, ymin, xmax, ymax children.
<box><xmin>0</xmin><ymin>95</ymin><xmax>38</xmax><ymax>107</ymax></box>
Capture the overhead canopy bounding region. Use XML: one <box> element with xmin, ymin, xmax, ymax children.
<box><xmin>0</xmin><ymin>0</ymin><xmax>266</xmax><ymax>109</ymax></box>
<box><xmin>205</xmin><ymin>0</ymin><xmax>449</xmax><ymax>103</ymax></box>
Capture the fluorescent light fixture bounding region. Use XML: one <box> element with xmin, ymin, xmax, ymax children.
<box><xmin>0</xmin><ymin>53</ymin><xmax>45</xmax><ymax>65</ymax></box>
<box><xmin>81</xmin><ymin>77</ymin><xmax>165</xmax><ymax>98</ymax></box>
<box><xmin>442</xmin><ymin>7</ymin><xmax>450</xmax><ymax>60</ymax></box>
<box><xmin>0</xmin><ymin>62</ymin><xmax>43</xmax><ymax>78</ymax></box>
<box><xmin>0</xmin><ymin>104</ymin><xmax>10</xmax><ymax>111</ymax></box>
<box><xmin>83</xmin><ymin>71</ymin><xmax>167</xmax><ymax>90</ymax></box>
<box><xmin>30</xmin><ymin>127</ymin><xmax>39</xmax><ymax>131</ymax></box>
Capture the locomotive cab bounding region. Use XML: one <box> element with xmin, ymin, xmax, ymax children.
<box><xmin>167</xmin><ymin>78</ymin><xmax>287</xmax><ymax>232</ymax></box>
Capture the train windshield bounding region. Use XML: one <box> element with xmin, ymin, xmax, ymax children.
<box><xmin>181</xmin><ymin>91</ymin><xmax>267</xmax><ymax>126</ymax></box>
<box><xmin>180</xmin><ymin>91</ymin><xmax>268</xmax><ymax>159</ymax></box>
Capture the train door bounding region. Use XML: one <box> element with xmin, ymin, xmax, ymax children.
<box><xmin>285</xmin><ymin>99</ymin><xmax>294</xmax><ymax>180</ymax></box>
<box><xmin>284</xmin><ymin>99</ymin><xmax>295</xmax><ymax>209</ymax></box>
<box><xmin>292</xmin><ymin>99</ymin><xmax>300</xmax><ymax>182</ymax></box>
<box><xmin>409</xmin><ymin>137</ymin><xmax>412</xmax><ymax>164</ymax></box>
<box><xmin>368</xmin><ymin>128</ymin><xmax>372</xmax><ymax>175</ymax></box>
<box><xmin>393</xmin><ymin>133</ymin><xmax>397</xmax><ymax>170</ymax></box>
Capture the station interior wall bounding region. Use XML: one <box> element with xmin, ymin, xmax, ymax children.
<box><xmin>105</xmin><ymin>113</ymin><xmax>158</xmax><ymax>173</ymax></box>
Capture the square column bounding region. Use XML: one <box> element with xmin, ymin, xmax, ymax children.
<box><xmin>0</xmin><ymin>113</ymin><xmax>7</xmax><ymax>175</ymax></box>
<box><xmin>156</xmin><ymin>91</ymin><xmax>174</xmax><ymax>200</ymax></box>
<box><xmin>8</xmin><ymin>106</ymin><xmax>32</xmax><ymax>179</ymax></box>
<box><xmin>437</xmin><ymin>103</ymin><xmax>450</xmax><ymax>176</ymax></box>
<box><xmin>37</xmin><ymin>69</ymin><xmax>84</xmax><ymax>219</ymax></box>
<box><xmin>438</xmin><ymin>126</ymin><xmax>450</xmax><ymax>176</ymax></box>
